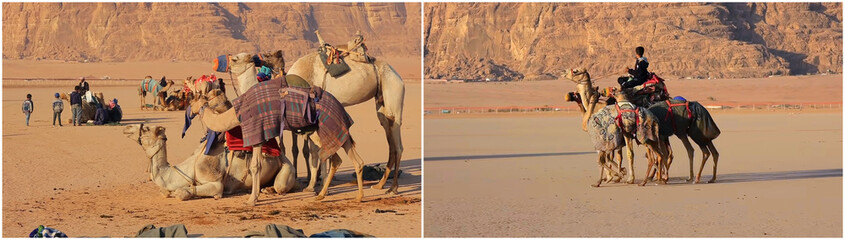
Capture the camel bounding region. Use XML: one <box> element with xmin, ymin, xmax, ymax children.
<box><xmin>647</xmin><ymin>98</ymin><xmax>721</xmax><ymax>183</ymax></box>
<box><xmin>274</xmin><ymin>32</ymin><xmax>405</xmax><ymax>195</ymax></box>
<box><xmin>565</xmin><ymin>68</ymin><xmax>720</xmax><ymax>184</ymax></box>
<box><xmin>162</xmin><ymin>89</ymin><xmax>192</xmax><ymax>111</ymax></box>
<box><xmin>139</xmin><ymin>76</ymin><xmax>174</xmax><ymax>110</ymax></box>
<box><xmin>584</xmin><ymin>88</ymin><xmax>668</xmax><ymax>186</ymax></box>
<box><xmin>123</xmin><ymin>124</ymin><xmax>296</xmax><ymax>200</ymax></box>
<box><xmin>60</xmin><ymin>91</ymin><xmax>105</xmax><ymax>123</ymax></box>
<box><xmin>190</xmin><ymin>80</ymin><xmax>367</xmax><ymax>204</ymax></box>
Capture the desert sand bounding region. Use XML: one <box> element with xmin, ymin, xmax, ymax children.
<box><xmin>424</xmin><ymin>112</ymin><xmax>842</xmax><ymax>237</ymax></box>
<box><xmin>423</xmin><ymin>74</ymin><xmax>841</xmax><ymax>237</ymax></box>
<box><xmin>2</xmin><ymin>59</ymin><xmax>422</xmax><ymax>237</ymax></box>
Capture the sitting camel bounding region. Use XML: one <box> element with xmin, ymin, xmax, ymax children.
<box><xmin>123</xmin><ymin>123</ymin><xmax>295</xmax><ymax>201</ymax></box>
<box><xmin>190</xmin><ymin>77</ymin><xmax>367</xmax><ymax>204</ymax></box>
<box><xmin>60</xmin><ymin>91</ymin><xmax>105</xmax><ymax>123</ymax></box>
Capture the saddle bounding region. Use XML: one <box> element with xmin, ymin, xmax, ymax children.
<box><xmin>315</xmin><ymin>30</ymin><xmax>373</xmax><ymax>78</ymax></box>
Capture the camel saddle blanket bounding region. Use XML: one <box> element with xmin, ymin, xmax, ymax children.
<box><xmin>140</xmin><ymin>78</ymin><xmax>162</xmax><ymax>93</ymax></box>
<box><xmin>588</xmin><ymin>105</ymin><xmax>625</xmax><ymax>151</ymax></box>
<box><xmin>647</xmin><ymin>100</ymin><xmax>720</xmax><ymax>141</ymax></box>
<box><xmin>225</xmin><ymin>126</ymin><xmax>281</xmax><ymax>156</ymax></box>
<box><xmin>233</xmin><ymin>77</ymin><xmax>354</xmax><ymax>160</ymax></box>
<box><xmin>233</xmin><ymin>78</ymin><xmax>287</xmax><ymax>147</ymax></box>
<box><xmin>687</xmin><ymin>101</ymin><xmax>720</xmax><ymax>142</ymax></box>
<box><xmin>285</xmin><ymin>85</ymin><xmax>355</xmax><ymax>160</ymax></box>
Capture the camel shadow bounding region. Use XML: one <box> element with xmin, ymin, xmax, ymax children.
<box><xmin>425</xmin><ymin>151</ymin><xmax>594</xmax><ymax>162</ymax></box>
<box><xmin>120</xmin><ymin>117</ymin><xmax>172</xmax><ymax>124</ymax></box>
<box><xmin>707</xmin><ymin>168</ymin><xmax>842</xmax><ymax>184</ymax></box>
<box><xmin>256</xmin><ymin>158</ymin><xmax>422</xmax><ymax>205</ymax></box>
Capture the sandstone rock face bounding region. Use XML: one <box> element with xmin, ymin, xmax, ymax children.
<box><xmin>424</xmin><ymin>3</ymin><xmax>842</xmax><ymax>80</ymax></box>
<box><xmin>3</xmin><ymin>2</ymin><xmax>420</xmax><ymax>62</ymax></box>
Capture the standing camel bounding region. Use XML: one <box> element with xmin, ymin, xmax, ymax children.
<box><xmin>226</xmin><ymin>39</ymin><xmax>406</xmax><ymax>195</ymax></box>
<box><xmin>190</xmin><ymin>77</ymin><xmax>368</xmax><ymax>203</ymax></box>
<box><xmin>123</xmin><ymin>124</ymin><xmax>295</xmax><ymax>200</ymax></box>
<box><xmin>647</xmin><ymin>99</ymin><xmax>721</xmax><ymax>183</ymax></box>
<box><xmin>139</xmin><ymin>76</ymin><xmax>174</xmax><ymax>110</ymax></box>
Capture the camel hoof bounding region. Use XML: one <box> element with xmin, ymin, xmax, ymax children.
<box><xmin>214</xmin><ymin>194</ymin><xmax>222</xmax><ymax>200</ymax></box>
<box><xmin>302</xmin><ymin>187</ymin><xmax>315</xmax><ymax>193</ymax></box>
<box><xmin>639</xmin><ymin>182</ymin><xmax>648</xmax><ymax>186</ymax></box>
<box><xmin>626</xmin><ymin>179</ymin><xmax>635</xmax><ymax>184</ymax></box>
<box><xmin>245</xmin><ymin>197</ymin><xmax>257</xmax><ymax>206</ymax></box>
<box><xmin>685</xmin><ymin>178</ymin><xmax>694</xmax><ymax>183</ymax></box>
<box><xmin>693</xmin><ymin>179</ymin><xmax>701</xmax><ymax>184</ymax></box>
<box><xmin>355</xmin><ymin>196</ymin><xmax>363</xmax><ymax>203</ymax></box>
<box><xmin>315</xmin><ymin>195</ymin><xmax>326</xmax><ymax>201</ymax></box>
<box><xmin>371</xmin><ymin>184</ymin><xmax>385</xmax><ymax>190</ymax></box>
<box><xmin>708</xmin><ymin>179</ymin><xmax>716</xmax><ymax>183</ymax></box>
<box><xmin>591</xmin><ymin>183</ymin><xmax>601</xmax><ymax>188</ymax></box>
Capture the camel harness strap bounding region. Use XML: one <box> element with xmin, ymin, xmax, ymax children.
<box><xmin>665</xmin><ymin>100</ymin><xmax>692</xmax><ymax>132</ymax></box>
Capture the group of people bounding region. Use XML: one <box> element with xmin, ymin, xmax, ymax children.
<box><xmin>22</xmin><ymin>78</ymin><xmax>122</xmax><ymax>127</ymax></box>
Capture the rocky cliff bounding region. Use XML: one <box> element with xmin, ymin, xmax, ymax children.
<box><xmin>424</xmin><ymin>3</ymin><xmax>842</xmax><ymax>80</ymax></box>
<box><xmin>3</xmin><ymin>2</ymin><xmax>420</xmax><ymax>62</ymax></box>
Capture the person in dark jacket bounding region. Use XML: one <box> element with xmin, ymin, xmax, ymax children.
<box><xmin>70</xmin><ymin>86</ymin><xmax>83</xmax><ymax>126</ymax></box>
<box><xmin>108</xmin><ymin>98</ymin><xmax>123</xmax><ymax>123</ymax></box>
<box><xmin>78</xmin><ymin>77</ymin><xmax>90</xmax><ymax>94</ymax></box>
<box><xmin>618</xmin><ymin>46</ymin><xmax>650</xmax><ymax>89</ymax></box>
<box><xmin>94</xmin><ymin>102</ymin><xmax>109</xmax><ymax>125</ymax></box>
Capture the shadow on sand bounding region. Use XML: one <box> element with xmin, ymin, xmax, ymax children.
<box><xmin>424</xmin><ymin>151</ymin><xmax>594</xmax><ymax>162</ymax></box>
<box><xmin>710</xmin><ymin>168</ymin><xmax>842</xmax><ymax>184</ymax></box>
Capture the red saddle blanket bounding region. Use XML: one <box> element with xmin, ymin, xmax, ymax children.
<box><xmin>225</xmin><ymin>126</ymin><xmax>281</xmax><ymax>156</ymax></box>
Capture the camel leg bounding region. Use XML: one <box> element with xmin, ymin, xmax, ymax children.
<box><xmin>592</xmin><ymin>151</ymin><xmax>606</xmax><ymax>188</ymax></box>
<box><xmin>303</xmin><ymin>134</ymin><xmax>320</xmax><ymax>193</ymax></box>
<box><xmin>677</xmin><ymin>135</ymin><xmax>696</xmax><ymax>182</ymax></box>
<box><xmin>625</xmin><ymin>137</ymin><xmax>635</xmax><ymax>184</ymax></box>
<box><xmin>139</xmin><ymin>89</ymin><xmax>146</xmax><ymax>109</ymax></box>
<box><xmin>291</xmin><ymin>133</ymin><xmax>300</xmax><ymax>180</ymax></box>
<box><xmin>182</xmin><ymin>182</ymin><xmax>224</xmax><ymax>200</ymax></box>
<box><xmin>707</xmin><ymin>142</ymin><xmax>719</xmax><ymax>183</ymax></box>
<box><xmin>246</xmin><ymin>146</ymin><xmax>262</xmax><ymax>206</ymax></box>
<box><xmin>695</xmin><ymin>142</ymin><xmax>712</xmax><ymax>184</ymax></box>
<box><xmin>343</xmin><ymin>139</ymin><xmax>366</xmax><ymax>202</ymax></box>
<box><xmin>374</xmin><ymin>112</ymin><xmax>403</xmax><ymax>195</ymax></box>
<box><xmin>303</xmin><ymin>136</ymin><xmax>312</xmax><ymax>181</ymax></box>
<box><xmin>640</xmin><ymin>146</ymin><xmax>656</xmax><ymax>186</ymax></box>
<box><xmin>315</xmin><ymin>154</ymin><xmax>341</xmax><ymax>201</ymax></box>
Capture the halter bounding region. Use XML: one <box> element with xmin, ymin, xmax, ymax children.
<box><xmin>615</xmin><ymin>102</ymin><xmax>640</xmax><ymax>135</ymax></box>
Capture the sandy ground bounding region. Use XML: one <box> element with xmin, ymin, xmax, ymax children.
<box><xmin>424</xmin><ymin>74</ymin><xmax>843</xmax><ymax>108</ymax></box>
<box><xmin>2</xmin><ymin>60</ymin><xmax>422</xmax><ymax>237</ymax></box>
<box><xmin>424</xmin><ymin>111</ymin><xmax>842</xmax><ymax>237</ymax></box>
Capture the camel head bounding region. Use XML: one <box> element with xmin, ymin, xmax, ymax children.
<box><xmin>229</xmin><ymin>52</ymin><xmax>259</xmax><ymax>95</ymax></box>
<box><xmin>613</xmin><ymin>87</ymin><xmax>634</xmax><ymax>103</ymax></box>
<box><xmin>124</xmin><ymin>124</ymin><xmax>167</xmax><ymax>150</ymax></box>
<box><xmin>189</xmin><ymin>89</ymin><xmax>230</xmax><ymax>116</ymax></box>
<box><xmin>261</xmin><ymin>50</ymin><xmax>285</xmax><ymax>76</ymax></box>
<box><xmin>562</xmin><ymin>67</ymin><xmax>591</xmax><ymax>84</ymax></box>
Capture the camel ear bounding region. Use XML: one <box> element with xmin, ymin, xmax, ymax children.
<box><xmin>154</xmin><ymin>126</ymin><xmax>166</xmax><ymax>137</ymax></box>
<box><xmin>274</xmin><ymin>50</ymin><xmax>283</xmax><ymax>58</ymax></box>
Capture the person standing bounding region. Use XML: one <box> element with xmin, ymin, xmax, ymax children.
<box><xmin>78</xmin><ymin>77</ymin><xmax>90</xmax><ymax>94</ymax></box>
<box><xmin>22</xmin><ymin>94</ymin><xmax>34</xmax><ymax>126</ymax></box>
<box><xmin>70</xmin><ymin>86</ymin><xmax>83</xmax><ymax>126</ymax></box>
<box><xmin>52</xmin><ymin>93</ymin><xmax>64</xmax><ymax>127</ymax></box>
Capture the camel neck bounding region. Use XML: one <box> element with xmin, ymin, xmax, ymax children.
<box><xmin>148</xmin><ymin>141</ymin><xmax>170</xmax><ymax>182</ymax></box>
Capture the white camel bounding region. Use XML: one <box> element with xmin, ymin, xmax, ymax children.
<box><xmin>123</xmin><ymin>123</ymin><xmax>295</xmax><ymax>200</ymax></box>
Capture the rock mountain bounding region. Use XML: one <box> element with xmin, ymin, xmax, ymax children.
<box><xmin>3</xmin><ymin>2</ymin><xmax>420</xmax><ymax>62</ymax></box>
<box><xmin>425</xmin><ymin>3</ymin><xmax>842</xmax><ymax>80</ymax></box>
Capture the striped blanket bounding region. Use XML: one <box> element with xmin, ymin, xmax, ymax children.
<box><xmin>232</xmin><ymin>77</ymin><xmax>353</xmax><ymax>160</ymax></box>
<box><xmin>140</xmin><ymin>78</ymin><xmax>162</xmax><ymax>94</ymax></box>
